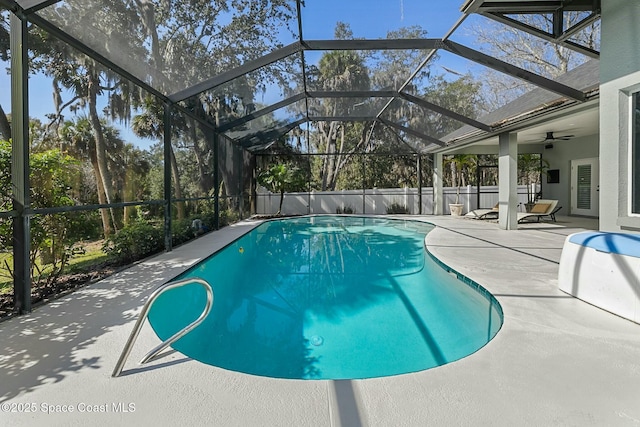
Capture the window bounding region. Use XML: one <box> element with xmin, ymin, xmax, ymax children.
<box><xmin>633</xmin><ymin>92</ymin><xmax>640</xmax><ymax>214</ymax></box>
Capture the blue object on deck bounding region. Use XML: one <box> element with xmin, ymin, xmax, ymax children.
<box><xmin>568</xmin><ymin>232</ymin><xmax>640</xmax><ymax>259</ymax></box>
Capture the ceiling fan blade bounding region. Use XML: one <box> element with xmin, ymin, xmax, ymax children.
<box><xmin>543</xmin><ymin>132</ymin><xmax>574</xmax><ymax>141</ymax></box>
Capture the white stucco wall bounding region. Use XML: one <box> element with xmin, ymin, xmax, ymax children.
<box><xmin>600</xmin><ymin>0</ymin><xmax>640</xmax><ymax>85</ymax></box>
<box><xmin>599</xmin><ymin>0</ymin><xmax>640</xmax><ymax>232</ymax></box>
<box><xmin>543</xmin><ymin>134</ymin><xmax>599</xmax><ymax>215</ymax></box>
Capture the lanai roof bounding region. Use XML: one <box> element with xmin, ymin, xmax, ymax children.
<box><xmin>443</xmin><ymin>58</ymin><xmax>600</xmax><ymax>148</ymax></box>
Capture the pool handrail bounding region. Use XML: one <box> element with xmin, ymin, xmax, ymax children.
<box><xmin>112</xmin><ymin>277</ymin><xmax>214</xmax><ymax>377</ymax></box>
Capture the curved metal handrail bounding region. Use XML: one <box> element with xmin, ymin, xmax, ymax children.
<box><xmin>112</xmin><ymin>277</ymin><xmax>213</xmax><ymax>377</ymax></box>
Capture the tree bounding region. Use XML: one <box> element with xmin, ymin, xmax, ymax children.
<box><xmin>305</xmin><ymin>25</ymin><xmax>428</xmax><ymax>191</ymax></box>
<box><xmin>137</xmin><ymin>0</ymin><xmax>297</xmax><ymax>191</ymax></box>
<box><xmin>518</xmin><ymin>153</ymin><xmax>550</xmax><ymax>204</ymax></box>
<box><xmin>132</xmin><ymin>98</ymin><xmax>188</xmax><ymax>220</ymax></box>
<box><xmin>369</xmin><ymin>26</ymin><xmax>432</xmax><ymax>93</ymax></box>
<box><xmin>59</xmin><ymin>117</ymin><xmax>109</xmax><ymax>236</ymax></box>
<box><xmin>257</xmin><ymin>163</ymin><xmax>305</xmax><ymax>215</ymax></box>
<box><xmin>0</xmin><ymin>139</ymin><xmax>83</xmax><ymax>287</ymax></box>
<box><xmin>422</xmin><ymin>75</ymin><xmax>485</xmax><ymax>138</ymax></box>
<box><xmin>119</xmin><ymin>0</ymin><xmax>298</xmax><ymax>220</ymax></box>
<box><xmin>17</xmin><ymin>9</ymin><xmax>148</xmax><ymax>235</ymax></box>
<box><xmin>309</xmin><ymin>47</ymin><xmax>372</xmax><ymax>191</ymax></box>
<box><xmin>299</xmin><ymin>22</ymin><xmax>486</xmax><ymax>191</ymax></box>
<box><xmin>445</xmin><ymin>154</ymin><xmax>476</xmax><ymax>204</ymax></box>
<box><xmin>115</xmin><ymin>143</ymin><xmax>151</xmax><ymax>225</ymax></box>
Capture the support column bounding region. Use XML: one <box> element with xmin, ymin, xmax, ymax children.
<box><xmin>163</xmin><ymin>103</ymin><xmax>172</xmax><ymax>252</ymax></box>
<box><xmin>498</xmin><ymin>132</ymin><xmax>518</xmax><ymax>230</ymax></box>
<box><xmin>249</xmin><ymin>154</ymin><xmax>257</xmax><ymax>215</ymax></box>
<box><xmin>11</xmin><ymin>13</ymin><xmax>31</xmax><ymax>314</ymax></box>
<box><xmin>433</xmin><ymin>153</ymin><xmax>444</xmax><ymax>215</ymax></box>
<box><xmin>213</xmin><ymin>132</ymin><xmax>220</xmax><ymax>230</ymax></box>
<box><xmin>361</xmin><ymin>153</ymin><xmax>366</xmax><ymax>214</ymax></box>
<box><xmin>417</xmin><ymin>154</ymin><xmax>422</xmax><ymax>215</ymax></box>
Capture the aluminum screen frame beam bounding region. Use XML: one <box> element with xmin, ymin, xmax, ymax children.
<box><xmin>296</xmin><ymin>0</ymin><xmax>310</xmax><ymax>123</ymax></box>
<box><xmin>370</xmin><ymin>13</ymin><xmax>470</xmax><ymax>138</ymax></box>
<box><xmin>398</xmin><ymin>92</ymin><xmax>492</xmax><ymax>132</ymax></box>
<box><xmin>378</xmin><ymin>118</ymin><xmax>446</xmax><ymax>147</ymax></box>
<box><xmin>169</xmin><ymin>41</ymin><xmax>302</xmax><ymax>102</ymax></box>
<box><xmin>27</xmin><ymin>13</ymin><xmax>217</xmax><ymax>133</ymax></box>
<box><xmin>555</xmin><ymin>11</ymin><xmax>601</xmax><ymax>43</ymax></box>
<box><xmin>303</xmin><ymin>39</ymin><xmax>440</xmax><ymax>51</ymax></box>
<box><xmin>219</xmin><ymin>90</ymin><xmax>399</xmax><ymax>133</ymax></box>
<box><xmin>236</xmin><ymin>117</ymin><xmax>307</xmax><ymax>150</ymax></box>
<box><xmin>310</xmin><ymin>116</ymin><xmax>377</xmax><ymax>122</ymax></box>
<box><xmin>171</xmin><ymin>39</ymin><xmax>439</xmax><ymax>102</ymax></box>
<box><xmin>461</xmin><ymin>0</ymin><xmax>598</xmax><ymax>14</ymax></box>
<box><xmin>235</xmin><ymin>113</ymin><xmax>446</xmax><ymax>151</ymax></box>
<box><xmin>28</xmin><ymin>13</ymin><xmax>170</xmax><ymax>103</ymax></box>
<box><xmin>0</xmin><ymin>0</ymin><xmax>18</xmax><ymax>11</ymax></box>
<box><xmin>20</xmin><ymin>0</ymin><xmax>59</xmax><ymax>14</ymax></box>
<box><xmin>482</xmin><ymin>11</ymin><xmax>600</xmax><ymax>59</ymax></box>
<box><xmin>217</xmin><ymin>93</ymin><xmax>306</xmax><ymax>133</ymax></box>
<box><xmin>441</xmin><ymin>40</ymin><xmax>587</xmax><ymax>102</ymax></box>
<box><xmin>10</xmin><ymin>12</ymin><xmax>32</xmax><ymax>314</ymax></box>
<box><xmin>307</xmin><ymin>90</ymin><xmax>398</xmax><ymax>98</ymax></box>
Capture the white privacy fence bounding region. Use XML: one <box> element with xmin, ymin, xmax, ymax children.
<box><xmin>256</xmin><ymin>185</ymin><xmax>538</xmax><ymax>215</ymax></box>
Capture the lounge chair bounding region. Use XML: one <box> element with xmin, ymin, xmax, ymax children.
<box><xmin>465</xmin><ymin>203</ymin><xmax>499</xmax><ymax>220</ymax></box>
<box><xmin>517</xmin><ymin>199</ymin><xmax>562</xmax><ymax>223</ymax></box>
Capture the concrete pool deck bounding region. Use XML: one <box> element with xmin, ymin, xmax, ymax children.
<box><xmin>1</xmin><ymin>215</ymin><xmax>639</xmax><ymax>426</ymax></box>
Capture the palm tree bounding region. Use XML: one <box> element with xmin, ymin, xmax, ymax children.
<box><xmin>58</xmin><ymin>116</ymin><xmax>124</xmax><ymax>237</ymax></box>
<box><xmin>132</xmin><ymin>99</ymin><xmax>187</xmax><ymax>220</ymax></box>
<box><xmin>116</xmin><ymin>143</ymin><xmax>151</xmax><ymax>225</ymax></box>
<box><xmin>257</xmin><ymin>164</ymin><xmax>304</xmax><ymax>215</ymax></box>
<box><xmin>445</xmin><ymin>154</ymin><xmax>476</xmax><ymax>204</ymax></box>
<box><xmin>312</xmin><ymin>47</ymin><xmax>372</xmax><ymax>191</ymax></box>
<box><xmin>518</xmin><ymin>153</ymin><xmax>550</xmax><ymax>206</ymax></box>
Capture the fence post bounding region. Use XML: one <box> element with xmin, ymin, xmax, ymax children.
<box><xmin>433</xmin><ymin>153</ymin><xmax>444</xmax><ymax>215</ymax></box>
<box><xmin>404</xmin><ymin>186</ymin><xmax>409</xmax><ymax>213</ymax></box>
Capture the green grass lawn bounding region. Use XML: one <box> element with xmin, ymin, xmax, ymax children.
<box><xmin>0</xmin><ymin>240</ymin><xmax>109</xmax><ymax>295</ymax></box>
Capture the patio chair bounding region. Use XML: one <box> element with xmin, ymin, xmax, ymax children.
<box><xmin>464</xmin><ymin>203</ymin><xmax>499</xmax><ymax>220</ymax></box>
<box><xmin>517</xmin><ymin>199</ymin><xmax>561</xmax><ymax>223</ymax></box>
<box><xmin>540</xmin><ymin>205</ymin><xmax>562</xmax><ymax>222</ymax></box>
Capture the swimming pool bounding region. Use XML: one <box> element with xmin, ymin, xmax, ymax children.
<box><xmin>147</xmin><ymin>216</ymin><xmax>502</xmax><ymax>380</ymax></box>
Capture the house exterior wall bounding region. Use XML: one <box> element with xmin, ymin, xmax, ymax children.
<box><xmin>600</xmin><ymin>0</ymin><xmax>640</xmax><ymax>85</ymax></box>
<box><xmin>600</xmin><ymin>0</ymin><xmax>640</xmax><ymax>232</ymax></box>
<box><xmin>543</xmin><ymin>135</ymin><xmax>599</xmax><ymax>216</ymax></box>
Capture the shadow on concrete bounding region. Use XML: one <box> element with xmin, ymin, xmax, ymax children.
<box><xmin>0</xmin><ymin>250</ymin><xmax>204</xmax><ymax>403</ymax></box>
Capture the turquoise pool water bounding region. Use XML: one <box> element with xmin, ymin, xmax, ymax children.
<box><xmin>147</xmin><ymin>216</ymin><xmax>503</xmax><ymax>380</ymax></box>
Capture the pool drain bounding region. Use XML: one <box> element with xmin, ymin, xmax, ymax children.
<box><xmin>309</xmin><ymin>335</ymin><xmax>324</xmax><ymax>346</ymax></box>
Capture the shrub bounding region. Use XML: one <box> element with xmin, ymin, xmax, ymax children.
<box><xmin>386</xmin><ymin>202</ymin><xmax>410</xmax><ymax>214</ymax></box>
<box><xmin>336</xmin><ymin>205</ymin><xmax>355</xmax><ymax>214</ymax></box>
<box><xmin>219</xmin><ymin>208</ymin><xmax>239</xmax><ymax>227</ymax></box>
<box><xmin>171</xmin><ymin>214</ymin><xmax>217</xmax><ymax>247</ymax></box>
<box><xmin>201</xmin><ymin>211</ymin><xmax>217</xmax><ymax>227</ymax></box>
<box><xmin>102</xmin><ymin>220</ymin><xmax>164</xmax><ymax>265</ymax></box>
<box><xmin>171</xmin><ymin>217</ymin><xmax>194</xmax><ymax>247</ymax></box>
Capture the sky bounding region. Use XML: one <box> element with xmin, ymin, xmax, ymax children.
<box><xmin>0</xmin><ymin>1</ymin><xmax>478</xmax><ymax>149</ymax></box>
<box><xmin>299</xmin><ymin>0</ymin><xmax>467</xmax><ymax>40</ymax></box>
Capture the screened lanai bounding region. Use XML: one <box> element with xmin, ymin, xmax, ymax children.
<box><xmin>0</xmin><ymin>0</ymin><xmax>601</xmax><ymax>316</ymax></box>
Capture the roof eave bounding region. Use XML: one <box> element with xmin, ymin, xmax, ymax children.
<box><xmin>434</xmin><ymin>88</ymin><xmax>600</xmax><ymax>153</ymax></box>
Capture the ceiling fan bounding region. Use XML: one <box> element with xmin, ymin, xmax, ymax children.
<box><xmin>541</xmin><ymin>131</ymin><xmax>574</xmax><ymax>148</ymax></box>
<box><xmin>543</xmin><ymin>131</ymin><xmax>574</xmax><ymax>141</ymax></box>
